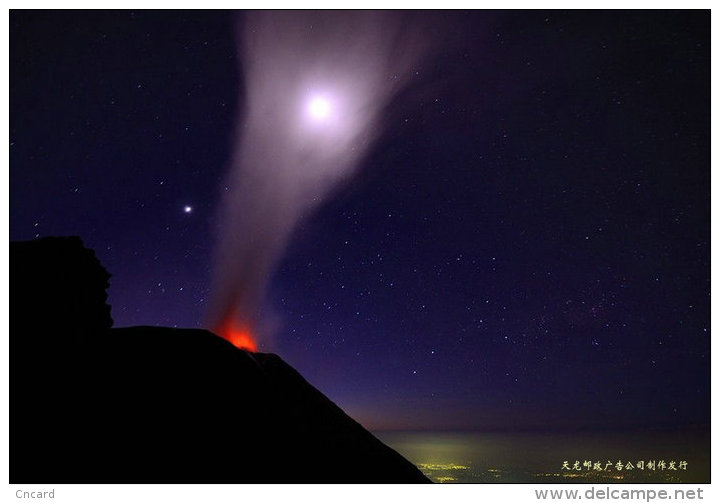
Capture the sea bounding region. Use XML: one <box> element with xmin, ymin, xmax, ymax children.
<box><xmin>375</xmin><ymin>429</ymin><xmax>710</xmax><ymax>484</ymax></box>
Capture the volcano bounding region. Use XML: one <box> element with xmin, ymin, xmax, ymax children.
<box><xmin>10</xmin><ymin>237</ymin><xmax>429</xmax><ymax>483</ymax></box>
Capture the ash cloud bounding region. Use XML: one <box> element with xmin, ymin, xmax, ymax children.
<box><xmin>207</xmin><ymin>11</ymin><xmax>436</xmax><ymax>346</ymax></box>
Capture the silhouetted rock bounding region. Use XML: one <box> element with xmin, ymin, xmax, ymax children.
<box><xmin>11</xmin><ymin>236</ymin><xmax>112</xmax><ymax>335</ymax></box>
<box><xmin>11</xmin><ymin>237</ymin><xmax>429</xmax><ymax>483</ymax></box>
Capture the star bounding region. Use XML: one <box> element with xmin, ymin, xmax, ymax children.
<box><xmin>183</xmin><ymin>205</ymin><xmax>193</xmax><ymax>214</ymax></box>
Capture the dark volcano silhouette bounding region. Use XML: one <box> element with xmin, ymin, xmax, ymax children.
<box><xmin>11</xmin><ymin>237</ymin><xmax>429</xmax><ymax>483</ymax></box>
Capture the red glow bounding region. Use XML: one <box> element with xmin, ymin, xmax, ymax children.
<box><xmin>216</xmin><ymin>317</ymin><xmax>258</xmax><ymax>352</ymax></box>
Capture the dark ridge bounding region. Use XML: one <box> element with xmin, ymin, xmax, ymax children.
<box><xmin>11</xmin><ymin>237</ymin><xmax>430</xmax><ymax>483</ymax></box>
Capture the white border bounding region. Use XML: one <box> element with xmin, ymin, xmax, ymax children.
<box><xmin>2</xmin><ymin>4</ymin><xmax>715</xmax><ymax>502</ymax></box>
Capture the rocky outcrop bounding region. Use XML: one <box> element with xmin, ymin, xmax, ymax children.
<box><xmin>11</xmin><ymin>236</ymin><xmax>112</xmax><ymax>335</ymax></box>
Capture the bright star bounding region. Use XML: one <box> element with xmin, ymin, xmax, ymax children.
<box><xmin>184</xmin><ymin>205</ymin><xmax>193</xmax><ymax>213</ymax></box>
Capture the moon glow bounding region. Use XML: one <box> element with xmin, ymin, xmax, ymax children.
<box><xmin>308</xmin><ymin>96</ymin><xmax>331</xmax><ymax>120</ymax></box>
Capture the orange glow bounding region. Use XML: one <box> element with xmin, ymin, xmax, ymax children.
<box><xmin>216</xmin><ymin>317</ymin><xmax>258</xmax><ymax>352</ymax></box>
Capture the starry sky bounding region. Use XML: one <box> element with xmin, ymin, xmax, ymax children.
<box><xmin>10</xmin><ymin>10</ymin><xmax>709</xmax><ymax>432</ymax></box>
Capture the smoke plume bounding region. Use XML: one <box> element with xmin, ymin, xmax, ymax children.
<box><xmin>207</xmin><ymin>11</ymin><xmax>433</xmax><ymax>349</ymax></box>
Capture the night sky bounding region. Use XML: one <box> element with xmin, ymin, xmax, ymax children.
<box><xmin>10</xmin><ymin>10</ymin><xmax>709</xmax><ymax>432</ymax></box>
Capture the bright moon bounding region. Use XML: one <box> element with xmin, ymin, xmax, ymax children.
<box><xmin>308</xmin><ymin>96</ymin><xmax>331</xmax><ymax>120</ymax></box>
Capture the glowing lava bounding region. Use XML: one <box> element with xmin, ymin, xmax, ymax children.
<box><xmin>215</xmin><ymin>317</ymin><xmax>258</xmax><ymax>352</ymax></box>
